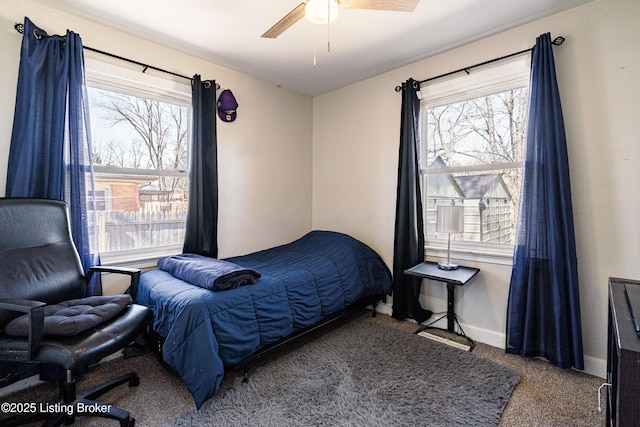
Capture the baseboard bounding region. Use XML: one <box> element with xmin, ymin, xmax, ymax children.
<box><xmin>461</xmin><ymin>322</ymin><xmax>506</xmax><ymax>349</ymax></box>
<box><xmin>583</xmin><ymin>354</ymin><xmax>606</xmax><ymax>379</ymax></box>
<box><xmin>461</xmin><ymin>321</ymin><xmax>606</xmax><ymax>379</ymax></box>
<box><xmin>375</xmin><ymin>302</ymin><xmax>393</xmax><ymax>316</ymax></box>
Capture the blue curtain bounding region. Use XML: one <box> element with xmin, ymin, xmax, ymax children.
<box><xmin>506</xmin><ymin>33</ymin><xmax>583</xmax><ymax>369</ymax></box>
<box><xmin>183</xmin><ymin>75</ymin><xmax>218</xmax><ymax>257</ymax></box>
<box><xmin>6</xmin><ymin>17</ymin><xmax>100</xmax><ymax>295</ymax></box>
<box><xmin>391</xmin><ymin>79</ymin><xmax>432</xmax><ymax>324</ymax></box>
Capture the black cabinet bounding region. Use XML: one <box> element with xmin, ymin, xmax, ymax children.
<box><xmin>607</xmin><ymin>278</ymin><xmax>640</xmax><ymax>427</ymax></box>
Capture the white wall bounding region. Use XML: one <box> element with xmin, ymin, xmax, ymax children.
<box><xmin>312</xmin><ymin>0</ymin><xmax>640</xmax><ymax>377</ymax></box>
<box><xmin>0</xmin><ymin>0</ymin><xmax>313</xmax><ymax>261</ymax></box>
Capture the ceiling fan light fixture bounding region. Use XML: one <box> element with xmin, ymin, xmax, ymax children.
<box><xmin>305</xmin><ymin>0</ymin><xmax>340</xmax><ymax>25</ymax></box>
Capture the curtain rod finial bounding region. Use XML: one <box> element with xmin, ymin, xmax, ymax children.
<box><xmin>552</xmin><ymin>36</ymin><xmax>565</xmax><ymax>46</ymax></box>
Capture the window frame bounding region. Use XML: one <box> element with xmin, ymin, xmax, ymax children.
<box><xmin>419</xmin><ymin>56</ymin><xmax>531</xmax><ymax>265</ymax></box>
<box><xmin>84</xmin><ymin>58</ymin><xmax>192</xmax><ymax>266</ymax></box>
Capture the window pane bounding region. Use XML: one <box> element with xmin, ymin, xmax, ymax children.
<box><xmin>424</xmin><ymin>88</ymin><xmax>527</xmax><ymax>167</ymax></box>
<box><xmin>424</xmin><ymin>169</ymin><xmax>518</xmax><ymax>245</ymax></box>
<box><xmin>88</xmin><ymin>87</ymin><xmax>189</xmax><ymax>171</ymax></box>
<box><xmin>87</xmin><ymin>86</ymin><xmax>190</xmax><ymax>256</ymax></box>
<box><xmin>423</xmin><ymin>87</ymin><xmax>528</xmax><ymax>246</ymax></box>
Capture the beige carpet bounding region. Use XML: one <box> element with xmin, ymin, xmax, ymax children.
<box><xmin>1</xmin><ymin>312</ymin><xmax>606</xmax><ymax>426</ymax></box>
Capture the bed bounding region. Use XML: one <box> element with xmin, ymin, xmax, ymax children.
<box><xmin>134</xmin><ymin>230</ymin><xmax>392</xmax><ymax>408</ymax></box>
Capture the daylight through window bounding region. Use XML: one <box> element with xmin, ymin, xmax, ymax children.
<box><xmin>420</xmin><ymin>57</ymin><xmax>530</xmax><ymax>249</ymax></box>
<box><xmin>85</xmin><ymin>60</ymin><xmax>191</xmax><ymax>262</ymax></box>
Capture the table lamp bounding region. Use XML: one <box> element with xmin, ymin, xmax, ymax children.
<box><xmin>436</xmin><ymin>205</ymin><xmax>464</xmax><ymax>270</ymax></box>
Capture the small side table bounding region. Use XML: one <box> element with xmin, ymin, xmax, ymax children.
<box><xmin>404</xmin><ymin>261</ymin><xmax>479</xmax><ymax>350</ymax></box>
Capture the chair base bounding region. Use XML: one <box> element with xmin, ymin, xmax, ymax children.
<box><xmin>2</xmin><ymin>372</ymin><xmax>139</xmax><ymax>427</ymax></box>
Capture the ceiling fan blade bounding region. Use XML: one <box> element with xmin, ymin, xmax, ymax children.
<box><xmin>262</xmin><ymin>2</ymin><xmax>307</xmax><ymax>39</ymax></box>
<box><xmin>339</xmin><ymin>0</ymin><xmax>420</xmax><ymax>12</ymax></box>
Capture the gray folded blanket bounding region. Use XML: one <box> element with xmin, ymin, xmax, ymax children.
<box><xmin>158</xmin><ymin>254</ymin><xmax>261</xmax><ymax>291</ymax></box>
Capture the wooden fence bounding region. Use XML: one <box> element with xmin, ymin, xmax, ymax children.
<box><xmin>425</xmin><ymin>198</ymin><xmax>514</xmax><ymax>244</ymax></box>
<box><xmin>93</xmin><ymin>211</ymin><xmax>187</xmax><ymax>253</ymax></box>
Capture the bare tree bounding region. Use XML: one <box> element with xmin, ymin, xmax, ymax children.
<box><xmin>90</xmin><ymin>90</ymin><xmax>188</xmax><ymax>193</ymax></box>
<box><xmin>425</xmin><ymin>87</ymin><xmax>528</xmax><ymax>200</ymax></box>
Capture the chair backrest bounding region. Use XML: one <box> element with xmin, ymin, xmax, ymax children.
<box><xmin>0</xmin><ymin>198</ymin><xmax>86</xmax><ymax>328</ymax></box>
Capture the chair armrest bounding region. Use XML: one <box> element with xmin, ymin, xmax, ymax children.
<box><xmin>86</xmin><ymin>266</ymin><xmax>142</xmax><ymax>299</ymax></box>
<box><xmin>0</xmin><ymin>299</ymin><xmax>45</xmax><ymax>361</ymax></box>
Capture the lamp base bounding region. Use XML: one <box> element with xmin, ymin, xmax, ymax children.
<box><xmin>438</xmin><ymin>261</ymin><xmax>459</xmax><ymax>270</ymax></box>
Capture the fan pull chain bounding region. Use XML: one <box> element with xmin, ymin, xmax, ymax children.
<box><xmin>312</xmin><ymin>0</ymin><xmax>334</xmax><ymax>65</ymax></box>
<box><xmin>313</xmin><ymin>25</ymin><xmax>317</xmax><ymax>65</ymax></box>
<box><xmin>327</xmin><ymin>0</ymin><xmax>331</xmax><ymax>52</ymax></box>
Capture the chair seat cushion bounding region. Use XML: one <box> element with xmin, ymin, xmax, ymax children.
<box><xmin>5</xmin><ymin>295</ymin><xmax>132</xmax><ymax>337</ymax></box>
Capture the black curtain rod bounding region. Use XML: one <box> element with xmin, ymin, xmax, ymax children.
<box><xmin>14</xmin><ymin>22</ymin><xmax>219</xmax><ymax>90</ymax></box>
<box><xmin>394</xmin><ymin>36</ymin><xmax>565</xmax><ymax>92</ymax></box>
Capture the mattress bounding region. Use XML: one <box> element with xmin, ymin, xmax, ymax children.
<box><xmin>135</xmin><ymin>230</ymin><xmax>392</xmax><ymax>408</ymax></box>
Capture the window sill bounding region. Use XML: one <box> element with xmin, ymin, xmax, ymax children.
<box><xmin>100</xmin><ymin>246</ymin><xmax>182</xmax><ymax>270</ymax></box>
<box><xmin>425</xmin><ymin>241</ymin><xmax>514</xmax><ymax>266</ymax></box>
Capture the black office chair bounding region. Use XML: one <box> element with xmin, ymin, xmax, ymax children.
<box><xmin>0</xmin><ymin>198</ymin><xmax>153</xmax><ymax>427</ymax></box>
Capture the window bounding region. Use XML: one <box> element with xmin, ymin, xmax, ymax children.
<box><xmin>420</xmin><ymin>57</ymin><xmax>530</xmax><ymax>255</ymax></box>
<box><xmin>85</xmin><ymin>59</ymin><xmax>191</xmax><ymax>263</ymax></box>
<box><xmin>88</xmin><ymin>190</ymin><xmax>107</xmax><ymax>211</ymax></box>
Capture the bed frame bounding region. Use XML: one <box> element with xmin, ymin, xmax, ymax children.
<box><xmin>144</xmin><ymin>294</ymin><xmax>384</xmax><ymax>382</ymax></box>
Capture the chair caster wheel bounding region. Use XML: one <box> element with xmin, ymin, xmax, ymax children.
<box><xmin>126</xmin><ymin>417</ymin><xmax>135</xmax><ymax>427</ymax></box>
<box><xmin>129</xmin><ymin>376</ymin><xmax>140</xmax><ymax>387</ymax></box>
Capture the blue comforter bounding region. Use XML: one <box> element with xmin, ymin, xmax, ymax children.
<box><xmin>135</xmin><ymin>231</ymin><xmax>392</xmax><ymax>408</ymax></box>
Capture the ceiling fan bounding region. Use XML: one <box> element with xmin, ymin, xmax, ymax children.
<box><xmin>262</xmin><ymin>0</ymin><xmax>421</xmax><ymax>39</ymax></box>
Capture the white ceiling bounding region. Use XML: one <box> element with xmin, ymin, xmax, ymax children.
<box><xmin>28</xmin><ymin>0</ymin><xmax>592</xmax><ymax>96</ymax></box>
